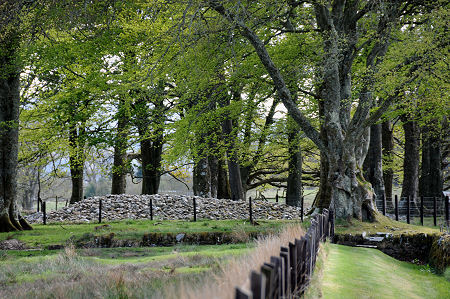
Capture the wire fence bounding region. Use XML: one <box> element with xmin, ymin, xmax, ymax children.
<box><xmin>376</xmin><ymin>195</ymin><xmax>450</xmax><ymax>232</ymax></box>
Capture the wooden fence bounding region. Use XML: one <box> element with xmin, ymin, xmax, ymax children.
<box><xmin>235</xmin><ymin>209</ymin><xmax>334</xmax><ymax>299</ymax></box>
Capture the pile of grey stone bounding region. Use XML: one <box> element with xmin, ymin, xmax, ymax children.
<box><xmin>24</xmin><ymin>194</ymin><xmax>302</xmax><ymax>224</ymax></box>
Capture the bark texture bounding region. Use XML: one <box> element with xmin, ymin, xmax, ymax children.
<box><xmin>0</xmin><ymin>3</ymin><xmax>32</xmax><ymax>231</ymax></box>
<box><xmin>193</xmin><ymin>157</ymin><xmax>211</xmax><ymax>197</ymax></box>
<box><xmin>286</xmin><ymin>125</ymin><xmax>302</xmax><ymax>207</ymax></box>
<box><xmin>364</xmin><ymin>123</ymin><xmax>386</xmax><ymax>205</ymax></box>
<box><xmin>420</xmin><ymin>124</ymin><xmax>443</xmax><ymax>198</ymax></box>
<box><xmin>401</xmin><ymin>119</ymin><xmax>420</xmax><ymax>202</ymax></box>
<box><xmin>140</xmin><ymin>137</ymin><xmax>162</xmax><ymax>195</ymax></box>
<box><xmin>382</xmin><ymin>121</ymin><xmax>394</xmax><ymax>199</ymax></box>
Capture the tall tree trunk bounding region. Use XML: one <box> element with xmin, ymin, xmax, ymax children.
<box><xmin>363</xmin><ymin>123</ymin><xmax>386</xmax><ymax>207</ymax></box>
<box><xmin>69</xmin><ymin>125</ymin><xmax>85</xmax><ymax>204</ymax></box>
<box><xmin>208</xmin><ymin>155</ymin><xmax>218</xmax><ymax>198</ymax></box>
<box><xmin>420</xmin><ymin>123</ymin><xmax>442</xmax><ymax>199</ymax></box>
<box><xmin>140</xmin><ymin>137</ymin><xmax>162</xmax><ymax>195</ymax></box>
<box><xmin>0</xmin><ymin>47</ymin><xmax>22</xmax><ymax>231</ymax></box>
<box><xmin>193</xmin><ymin>157</ymin><xmax>211</xmax><ymax>197</ymax></box>
<box><xmin>111</xmin><ymin>100</ymin><xmax>129</xmax><ymax>194</ymax></box>
<box><xmin>220</xmin><ymin>89</ymin><xmax>244</xmax><ymax>200</ymax></box>
<box><xmin>0</xmin><ymin>10</ymin><xmax>31</xmax><ymax>231</ymax></box>
<box><xmin>217</xmin><ymin>158</ymin><xmax>230</xmax><ymax>199</ymax></box>
<box><xmin>286</xmin><ymin>127</ymin><xmax>302</xmax><ymax>207</ymax></box>
<box><xmin>313</xmin><ymin>98</ymin><xmax>332</xmax><ymax>210</ymax></box>
<box><xmin>382</xmin><ymin>121</ymin><xmax>394</xmax><ymax>199</ymax></box>
<box><xmin>222</xmin><ymin>117</ymin><xmax>244</xmax><ymax>200</ymax></box>
<box><xmin>401</xmin><ymin>119</ymin><xmax>420</xmax><ymax>204</ymax></box>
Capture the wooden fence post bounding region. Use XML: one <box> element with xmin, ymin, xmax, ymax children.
<box><xmin>235</xmin><ymin>287</ymin><xmax>251</xmax><ymax>299</ymax></box>
<box><xmin>433</xmin><ymin>196</ymin><xmax>437</xmax><ymax>226</ymax></box>
<box><xmin>193</xmin><ymin>197</ymin><xmax>197</xmax><ymax>222</ymax></box>
<box><xmin>250</xmin><ymin>271</ymin><xmax>265</xmax><ymax>299</ymax></box>
<box><xmin>289</xmin><ymin>241</ymin><xmax>297</xmax><ymax>293</ymax></box>
<box><xmin>270</xmin><ymin>256</ymin><xmax>283</xmax><ymax>298</ymax></box>
<box><xmin>42</xmin><ymin>201</ymin><xmax>46</xmax><ymax>225</ymax></box>
<box><xmin>395</xmin><ymin>195</ymin><xmax>399</xmax><ymax>221</ymax></box>
<box><xmin>261</xmin><ymin>264</ymin><xmax>274</xmax><ymax>298</ymax></box>
<box><xmin>149</xmin><ymin>198</ymin><xmax>153</xmax><ymax>220</ymax></box>
<box><xmin>55</xmin><ymin>196</ymin><xmax>58</xmax><ymax>211</ymax></box>
<box><xmin>98</xmin><ymin>198</ymin><xmax>102</xmax><ymax>224</ymax></box>
<box><xmin>249</xmin><ymin>197</ymin><xmax>253</xmax><ymax>224</ymax></box>
<box><xmin>420</xmin><ymin>196</ymin><xmax>424</xmax><ymax>226</ymax></box>
<box><xmin>281</xmin><ymin>247</ymin><xmax>290</xmax><ymax>294</ymax></box>
<box><xmin>407</xmin><ymin>195</ymin><xmax>410</xmax><ymax>224</ymax></box>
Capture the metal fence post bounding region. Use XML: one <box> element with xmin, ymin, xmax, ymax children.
<box><xmin>193</xmin><ymin>197</ymin><xmax>197</xmax><ymax>222</ymax></box>
<box><xmin>149</xmin><ymin>198</ymin><xmax>153</xmax><ymax>220</ymax></box>
<box><xmin>98</xmin><ymin>199</ymin><xmax>102</xmax><ymax>223</ymax></box>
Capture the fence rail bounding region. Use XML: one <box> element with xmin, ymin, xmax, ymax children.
<box><xmin>235</xmin><ymin>209</ymin><xmax>334</xmax><ymax>299</ymax></box>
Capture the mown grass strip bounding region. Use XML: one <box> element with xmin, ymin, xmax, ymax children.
<box><xmin>321</xmin><ymin>244</ymin><xmax>450</xmax><ymax>299</ymax></box>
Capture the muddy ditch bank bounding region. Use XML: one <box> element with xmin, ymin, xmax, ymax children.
<box><xmin>334</xmin><ymin>233</ymin><xmax>449</xmax><ymax>273</ymax></box>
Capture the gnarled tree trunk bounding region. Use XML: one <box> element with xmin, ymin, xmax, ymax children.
<box><xmin>0</xmin><ymin>9</ymin><xmax>31</xmax><ymax>231</ymax></box>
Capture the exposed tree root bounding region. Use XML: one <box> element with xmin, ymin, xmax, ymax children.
<box><xmin>19</xmin><ymin>215</ymin><xmax>33</xmax><ymax>230</ymax></box>
<box><xmin>0</xmin><ymin>214</ymin><xmax>19</xmax><ymax>232</ymax></box>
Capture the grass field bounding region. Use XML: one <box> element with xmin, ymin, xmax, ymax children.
<box><xmin>0</xmin><ymin>219</ymin><xmax>296</xmax><ymax>248</ymax></box>
<box><xmin>0</xmin><ymin>243</ymin><xmax>253</xmax><ymax>298</ymax></box>
<box><xmin>314</xmin><ymin>244</ymin><xmax>450</xmax><ymax>299</ymax></box>
<box><xmin>335</xmin><ymin>215</ymin><xmax>442</xmax><ymax>236</ymax></box>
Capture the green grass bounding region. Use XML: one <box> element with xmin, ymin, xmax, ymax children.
<box><xmin>320</xmin><ymin>244</ymin><xmax>450</xmax><ymax>299</ymax></box>
<box><xmin>335</xmin><ymin>215</ymin><xmax>442</xmax><ymax>236</ymax></box>
<box><xmin>0</xmin><ymin>219</ymin><xmax>294</xmax><ymax>247</ymax></box>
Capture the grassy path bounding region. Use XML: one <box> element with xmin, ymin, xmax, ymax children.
<box><xmin>321</xmin><ymin>244</ymin><xmax>449</xmax><ymax>299</ymax></box>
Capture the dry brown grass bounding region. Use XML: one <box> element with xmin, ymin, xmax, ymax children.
<box><xmin>170</xmin><ymin>224</ymin><xmax>304</xmax><ymax>299</ymax></box>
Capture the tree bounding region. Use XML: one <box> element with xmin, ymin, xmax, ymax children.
<box><xmin>0</xmin><ymin>0</ymin><xmax>32</xmax><ymax>232</ymax></box>
<box><xmin>206</xmin><ymin>0</ymin><xmax>428</xmax><ymax>220</ymax></box>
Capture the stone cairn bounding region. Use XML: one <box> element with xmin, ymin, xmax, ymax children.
<box><xmin>25</xmin><ymin>194</ymin><xmax>302</xmax><ymax>224</ymax></box>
